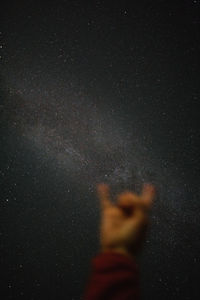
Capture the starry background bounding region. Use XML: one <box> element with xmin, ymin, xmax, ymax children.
<box><xmin>0</xmin><ymin>0</ymin><xmax>200</xmax><ymax>299</ymax></box>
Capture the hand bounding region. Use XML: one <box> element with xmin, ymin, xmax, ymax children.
<box><xmin>96</xmin><ymin>183</ymin><xmax>156</xmax><ymax>258</ymax></box>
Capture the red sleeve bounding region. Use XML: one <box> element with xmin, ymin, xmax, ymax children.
<box><xmin>83</xmin><ymin>252</ymin><xmax>140</xmax><ymax>300</ymax></box>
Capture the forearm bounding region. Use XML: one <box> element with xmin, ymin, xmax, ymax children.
<box><xmin>83</xmin><ymin>251</ymin><xmax>140</xmax><ymax>300</ymax></box>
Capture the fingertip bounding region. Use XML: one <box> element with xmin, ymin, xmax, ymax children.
<box><xmin>143</xmin><ymin>183</ymin><xmax>156</xmax><ymax>195</ymax></box>
<box><xmin>96</xmin><ymin>183</ymin><xmax>109</xmax><ymax>193</ymax></box>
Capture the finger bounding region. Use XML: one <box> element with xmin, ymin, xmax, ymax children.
<box><xmin>117</xmin><ymin>191</ymin><xmax>142</xmax><ymax>216</ymax></box>
<box><xmin>96</xmin><ymin>183</ymin><xmax>113</xmax><ymax>210</ymax></box>
<box><xmin>141</xmin><ymin>184</ymin><xmax>156</xmax><ymax>209</ymax></box>
<box><xmin>117</xmin><ymin>191</ymin><xmax>141</xmax><ymax>207</ymax></box>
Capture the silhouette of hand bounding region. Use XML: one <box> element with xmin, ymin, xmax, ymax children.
<box><xmin>97</xmin><ymin>183</ymin><xmax>156</xmax><ymax>258</ymax></box>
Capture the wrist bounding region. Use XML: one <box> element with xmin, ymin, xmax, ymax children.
<box><xmin>101</xmin><ymin>246</ymin><xmax>134</xmax><ymax>260</ymax></box>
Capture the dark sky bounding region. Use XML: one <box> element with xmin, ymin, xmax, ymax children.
<box><xmin>1</xmin><ymin>1</ymin><xmax>200</xmax><ymax>299</ymax></box>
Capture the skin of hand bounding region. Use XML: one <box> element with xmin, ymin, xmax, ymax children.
<box><xmin>96</xmin><ymin>183</ymin><xmax>156</xmax><ymax>259</ymax></box>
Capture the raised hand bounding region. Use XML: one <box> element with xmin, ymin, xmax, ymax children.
<box><xmin>96</xmin><ymin>183</ymin><xmax>156</xmax><ymax>258</ymax></box>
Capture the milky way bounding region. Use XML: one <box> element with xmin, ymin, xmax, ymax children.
<box><xmin>4</xmin><ymin>82</ymin><xmax>161</xmax><ymax>193</ymax></box>
<box><xmin>1</xmin><ymin>1</ymin><xmax>199</xmax><ymax>299</ymax></box>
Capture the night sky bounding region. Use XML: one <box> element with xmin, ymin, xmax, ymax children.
<box><xmin>1</xmin><ymin>1</ymin><xmax>200</xmax><ymax>299</ymax></box>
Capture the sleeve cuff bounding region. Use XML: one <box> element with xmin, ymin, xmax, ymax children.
<box><xmin>91</xmin><ymin>251</ymin><xmax>139</xmax><ymax>274</ymax></box>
